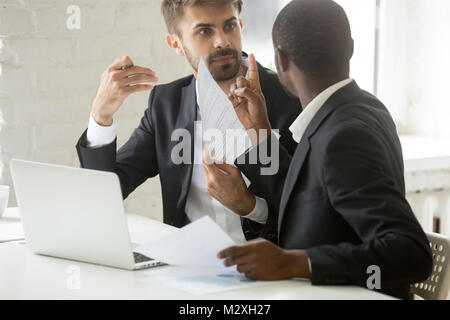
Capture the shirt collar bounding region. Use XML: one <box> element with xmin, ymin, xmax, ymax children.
<box><xmin>289</xmin><ymin>78</ymin><xmax>353</xmax><ymax>143</ymax></box>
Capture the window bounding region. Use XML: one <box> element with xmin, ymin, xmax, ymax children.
<box><xmin>334</xmin><ymin>0</ymin><xmax>377</xmax><ymax>94</ymax></box>
<box><xmin>241</xmin><ymin>0</ymin><xmax>378</xmax><ymax>94</ymax></box>
<box><xmin>241</xmin><ymin>0</ymin><xmax>288</xmax><ymax>69</ymax></box>
<box><xmin>242</xmin><ymin>0</ymin><xmax>450</xmax><ymax>141</ymax></box>
<box><xmin>377</xmin><ymin>0</ymin><xmax>450</xmax><ymax>139</ymax></box>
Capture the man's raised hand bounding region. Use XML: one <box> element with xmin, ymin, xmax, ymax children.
<box><xmin>228</xmin><ymin>54</ymin><xmax>271</xmax><ymax>145</ymax></box>
<box><xmin>91</xmin><ymin>56</ymin><xmax>158</xmax><ymax>126</ymax></box>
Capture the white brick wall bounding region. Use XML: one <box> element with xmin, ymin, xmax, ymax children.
<box><xmin>0</xmin><ymin>0</ymin><xmax>191</xmax><ymax>221</ymax></box>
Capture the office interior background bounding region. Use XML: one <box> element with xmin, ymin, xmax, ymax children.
<box><xmin>0</xmin><ymin>0</ymin><xmax>449</xmax><ymax>239</ymax></box>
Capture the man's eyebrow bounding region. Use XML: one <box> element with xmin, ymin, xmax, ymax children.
<box><xmin>223</xmin><ymin>17</ymin><xmax>237</xmax><ymax>25</ymax></box>
<box><xmin>193</xmin><ymin>23</ymin><xmax>215</xmax><ymax>29</ymax></box>
<box><xmin>193</xmin><ymin>17</ymin><xmax>237</xmax><ymax>29</ymax></box>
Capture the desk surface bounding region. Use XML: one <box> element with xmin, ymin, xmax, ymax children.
<box><xmin>0</xmin><ymin>208</ymin><xmax>394</xmax><ymax>300</ymax></box>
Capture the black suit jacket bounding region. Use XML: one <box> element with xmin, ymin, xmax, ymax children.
<box><xmin>236</xmin><ymin>81</ymin><xmax>433</xmax><ymax>299</ymax></box>
<box><xmin>76</xmin><ymin>60</ymin><xmax>300</xmax><ymax>242</ymax></box>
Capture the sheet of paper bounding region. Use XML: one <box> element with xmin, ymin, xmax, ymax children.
<box><xmin>197</xmin><ymin>58</ymin><xmax>252</xmax><ymax>164</ymax></box>
<box><xmin>147</xmin><ymin>266</ymin><xmax>271</xmax><ymax>295</ymax></box>
<box><xmin>134</xmin><ymin>216</ymin><xmax>236</xmax><ymax>268</ymax></box>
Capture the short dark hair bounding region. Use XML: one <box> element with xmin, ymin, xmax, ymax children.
<box><xmin>272</xmin><ymin>0</ymin><xmax>353</xmax><ymax>77</ymax></box>
<box><xmin>161</xmin><ymin>0</ymin><xmax>243</xmax><ymax>36</ymax></box>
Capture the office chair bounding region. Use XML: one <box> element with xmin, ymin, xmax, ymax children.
<box><xmin>411</xmin><ymin>232</ymin><xmax>450</xmax><ymax>300</ymax></box>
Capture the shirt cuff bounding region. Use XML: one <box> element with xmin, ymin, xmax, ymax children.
<box><xmin>271</xmin><ymin>130</ymin><xmax>281</xmax><ymax>140</ymax></box>
<box><xmin>246</xmin><ymin>129</ymin><xmax>281</xmax><ymax>155</ymax></box>
<box><xmin>308</xmin><ymin>257</ymin><xmax>312</xmax><ymax>273</ymax></box>
<box><xmin>243</xmin><ymin>195</ymin><xmax>268</xmax><ymax>225</ymax></box>
<box><xmin>86</xmin><ymin>113</ymin><xmax>117</xmax><ymax>148</ymax></box>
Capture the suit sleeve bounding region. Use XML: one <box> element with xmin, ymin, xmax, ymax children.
<box><xmin>236</xmin><ymin>134</ymin><xmax>292</xmax><ymax>242</ymax></box>
<box><xmin>306</xmin><ymin>126</ymin><xmax>433</xmax><ymax>289</ymax></box>
<box><xmin>76</xmin><ymin>90</ymin><xmax>159</xmax><ymax>200</ymax></box>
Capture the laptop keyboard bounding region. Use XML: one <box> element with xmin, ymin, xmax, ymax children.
<box><xmin>133</xmin><ymin>252</ymin><xmax>154</xmax><ymax>263</ymax></box>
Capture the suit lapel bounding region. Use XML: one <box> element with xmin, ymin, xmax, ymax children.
<box><xmin>173</xmin><ymin>77</ymin><xmax>197</xmax><ymax>226</ymax></box>
<box><xmin>278</xmin><ymin>138</ymin><xmax>311</xmax><ymax>230</ymax></box>
<box><xmin>277</xmin><ymin>81</ymin><xmax>362</xmax><ymax>231</ymax></box>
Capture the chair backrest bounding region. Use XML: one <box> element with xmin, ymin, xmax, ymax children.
<box><xmin>411</xmin><ymin>232</ymin><xmax>450</xmax><ymax>300</ymax></box>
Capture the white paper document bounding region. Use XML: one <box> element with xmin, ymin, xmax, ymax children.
<box><xmin>148</xmin><ymin>266</ymin><xmax>270</xmax><ymax>295</ymax></box>
<box><xmin>197</xmin><ymin>58</ymin><xmax>252</xmax><ymax>164</ymax></box>
<box><xmin>134</xmin><ymin>216</ymin><xmax>236</xmax><ymax>268</ymax></box>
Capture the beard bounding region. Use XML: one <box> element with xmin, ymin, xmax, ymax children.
<box><xmin>184</xmin><ymin>46</ymin><xmax>242</xmax><ymax>82</ymax></box>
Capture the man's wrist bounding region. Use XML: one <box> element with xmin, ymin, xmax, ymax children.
<box><xmin>91</xmin><ymin>110</ymin><xmax>113</xmax><ymax>127</ymax></box>
<box><xmin>247</xmin><ymin>123</ymin><xmax>272</xmax><ymax>146</ymax></box>
<box><xmin>235</xmin><ymin>192</ymin><xmax>256</xmax><ymax>216</ymax></box>
<box><xmin>282</xmin><ymin>250</ymin><xmax>312</xmax><ymax>279</ymax></box>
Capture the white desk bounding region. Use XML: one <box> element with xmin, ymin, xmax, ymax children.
<box><xmin>0</xmin><ymin>208</ymin><xmax>394</xmax><ymax>300</ymax></box>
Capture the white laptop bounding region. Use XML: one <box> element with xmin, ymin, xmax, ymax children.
<box><xmin>9</xmin><ymin>159</ymin><xmax>165</xmax><ymax>270</ymax></box>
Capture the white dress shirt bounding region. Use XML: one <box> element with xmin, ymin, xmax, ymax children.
<box><xmin>86</xmin><ymin>65</ymin><xmax>269</xmax><ymax>244</ymax></box>
<box><xmin>289</xmin><ymin>78</ymin><xmax>353</xmax><ymax>143</ymax></box>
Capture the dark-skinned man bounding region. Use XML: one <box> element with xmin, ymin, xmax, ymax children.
<box><xmin>203</xmin><ymin>0</ymin><xmax>432</xmax><ymax>299</ymax></box>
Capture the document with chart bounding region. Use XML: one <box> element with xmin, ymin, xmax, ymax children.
<box><xmin>147</xmin><ymin>265</ymin><xmax>272</xmax><ymax>295</ymax></box>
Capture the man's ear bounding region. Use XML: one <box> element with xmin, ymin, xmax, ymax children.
<box><xmin>275</xmin><ymin>47</ymin><xmax>290</xmax><ymax>73</ymax></box>
<box><xmin>349</xmin><ymin>38</ymin><xmax>355</xmax><ymax>60</ymax></box>
<box><xmin>239</xmin><ymin>18</ymin><xmax>243</xmax><ymax>32</ymax></box>
<box><xmin>166</xmin><ymin>34</ymin><xmax>185</xmax><ymax>57</ymax></box>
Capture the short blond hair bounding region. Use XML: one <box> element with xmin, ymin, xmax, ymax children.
<box><xmin>161</xmin><ymin>0</ymin><xmax>243</xmax><ymax>35</ymax></box>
